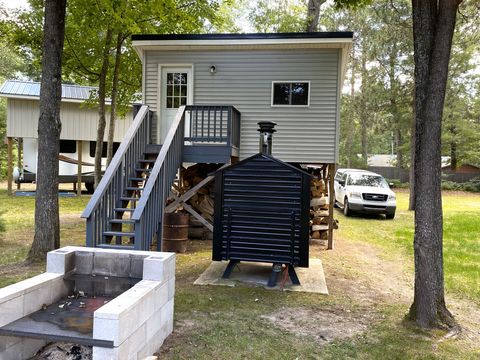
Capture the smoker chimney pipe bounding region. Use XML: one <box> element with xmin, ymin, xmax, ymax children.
<box><xmin>258</xmin><ymin>121</ymin><xmax>277</xmax><ymax>155</ymax></box>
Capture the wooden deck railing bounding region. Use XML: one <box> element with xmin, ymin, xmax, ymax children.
<box><xmin>132</xmin><ymin>106</ymin><xmax>186</xmax><ymax>250</ymax></box>
<box><xmin>81</xmin><ymin>105</ymin><xmax>150</xmax><ymax>248</ymax></box>
<box><xmin>185</xmin><ymin>105</ymin><xmax>241</xmax><ymax>149</ymax></box>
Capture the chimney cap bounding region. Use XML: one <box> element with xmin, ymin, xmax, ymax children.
<box><xmin>257</xmin><ymin>121</ymin><xmax>277</xmax><ymax>133</ymax></box>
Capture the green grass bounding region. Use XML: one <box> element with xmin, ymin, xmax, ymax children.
<box><xmin>337</xmin><ymin>190</ymin><xmax>480</xmax><ymax>303</ymax></box>
<box><xmin>0</xmin><ymin>187</ymin><xmax>479</xmax><ymax>359</ymax></box>
<box><xmin>0</xmin><ymin>188</ymin><xmax>88</xmax><ymax>272</ymax></box>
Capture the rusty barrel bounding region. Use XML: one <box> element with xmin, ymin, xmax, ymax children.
<box><xmin>163</xmin><ymin>213</ymin><xmax>189</xmax><ymax>253</ymax></box>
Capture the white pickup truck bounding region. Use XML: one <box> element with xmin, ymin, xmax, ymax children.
<box><xmin>334</xmin><ymin>169</ymin><xmax>396</xmax><ymax>219</ymax></box>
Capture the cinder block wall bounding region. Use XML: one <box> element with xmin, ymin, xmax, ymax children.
<box><xmin>0</xmin><ymin>247</ymin><xmax>175</xmax><ymax>360</ymax></box>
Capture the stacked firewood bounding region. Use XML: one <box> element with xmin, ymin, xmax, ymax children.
<box><xmin>309</xmin><ymin>175</ymin><xmax>338</xmax><ymax>241</ymax></box>
<box><xmin>176</xmin><ymin>164</ymin><xmax>219</xmax><ymax>240</ymax></box>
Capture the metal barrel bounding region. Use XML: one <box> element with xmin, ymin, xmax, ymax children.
<box><xmin>163</xmin><ymin>213</ymin><xmax>189</xmax><ymax>253</ymax></box>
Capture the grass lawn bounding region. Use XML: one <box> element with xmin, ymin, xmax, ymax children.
<box><xmin>337</xmin><ymin>190</ymin><xmax>480</xmax><ymax>304</ymax></box>
<box><xmin>0</xmin><ymin>184</ymin><xmax>479</xmax><ymax>359</ymax></box>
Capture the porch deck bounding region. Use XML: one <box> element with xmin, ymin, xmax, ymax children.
<box><xmin>183</xmin><ymin>105</ymin><xmax>240</xmax><ymax>163</ymax></box>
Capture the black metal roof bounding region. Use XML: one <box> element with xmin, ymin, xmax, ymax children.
<box><xmin>131</xmin><ymin>32</ymin><xmax>353</xmax><ymax>41</ymax></box>
<box><xmin>211</xmin><ymin>153</ymin><xmax>312</xmax><ymax>177</ymax></box>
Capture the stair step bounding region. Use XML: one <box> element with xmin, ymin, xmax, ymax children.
<box><xmin>135</xmin><ymin>168</ymin><xmax>152</xmax><ymax>173</ymax></box>
<box><xmin>144</xmin><ymin>144</ymin><xmax>162</xmax><ymax>155</ymax></box>
<box><xmin>138</xmin><ymin>159</ymin><xmax>155</xmax><ymax>164</ymax></box>
<box><xmin>109</xmin><ymin>219</ymin><xmax>135</xmax><ymax>224</ymax></box>
<box><xmin>114</xmin><ymin>207</ymin><xmax>135</xmax><ymax>212</ymax></box>
<box><xmin>119</xmin><ymin>197</ymin><xmax>139</xmax><ymax>202</ymax></box>
<box><xmin>103</xmin><ymin>231</ymin><xmax>135</xmax><ymax>238</ymax></box>
<box><xmin>130</xmin><ymin>177</ymin><xmax>147</xmax><ymax>182</ymax></box>
<box><xmin>125</xmin><ymin>187</ymin><xmax>144</xmax><ymax>191</ymax></box>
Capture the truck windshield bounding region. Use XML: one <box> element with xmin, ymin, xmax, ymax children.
<box><xmin>348</xmin><ymin>174</ymin><xmax>389</xmax><ymax>188</ymax></box>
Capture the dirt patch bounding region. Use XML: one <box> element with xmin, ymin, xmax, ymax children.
<box><xmin>29</xmin><ymin>342</ymin><xmax>92</xmax><ymax>360</ymax></box>
<box><xmin>261</xmin><ymin>306</ymin><xmax>377</xmax><ymax>345</ymax></box>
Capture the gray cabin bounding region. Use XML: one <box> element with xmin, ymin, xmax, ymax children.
<box><xmin>82</xmin><ymin>32</ymin><xmax>352</xmax><ymax>251</ymax></box>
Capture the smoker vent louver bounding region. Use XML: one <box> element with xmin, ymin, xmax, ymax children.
<box><xmin>212</xmin><ymin>122</ymin><xmax>311</xmax><ymax>286</ymax></box>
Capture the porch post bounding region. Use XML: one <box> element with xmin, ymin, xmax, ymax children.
<box><xmin>77</xmin><ymin>140</ymin><xmax>83</xmax><ymax>196</ymax></box>
<box><xmin>7</xmin><ymin>137</ymin><xmax>13</xmax><ymax>196</ymax></box>
<box><xmin>327</xmin><ymin>163</ymin><xmax>335</xmax><ymax>250</ymax></box>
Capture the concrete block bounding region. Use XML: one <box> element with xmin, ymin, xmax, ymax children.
<box><xmin>0</xmin><ymin>296</ymin><xmax>24</xmax><ymax>327</ymax></box>
<box><xmin>46</xmin><ymin>248</ymin><xmax>75</xmax><ymax>274</ymax></box>
<box><xmin>23</xmin><ymin>283</ymin><xmax>54</xmax><ymax>315</ymax></box>
<box><xmin>20</xmin><ymin>338</ymin><xmax>47</xmax><ymax>359</ymax></box>
<box><xmin>165</xmin><ymin>256</ymin><xmax>176</xmax><ymax>280</ymax></box>
<box><xmin>0</xmin><ymin>338</ymin><xmax>23</xmax><ymax>360</ymax></box>
<box><xmin>154</xmin><ymin>282</ymin><xmax>168</xmax><ymax>311</ymax></box>
<box><xmin>94</xmin><ymin>252</ymin><xmax>131</xmax><ymax>277</ymax></box>
<box><xmin>50</xmin><ymin>278</ymin><xmax>71</xmax><ymax>302</ymax></box>
<box><xmin>0</xmin><ymin>273</ymin><xmax>61</xmax><ymax>304</ymax></box>
<box><xmin>75</xmin><ymin>251</ymin><xmax>94</xmax><ymax>275</ymax></box>
<box><xmin>93</xmin><ymin>317</ymin><xmax>119</xmax><ymax>344</ymax></box>
<box><xmin>0</xmin><ymin>335</ymin><xmax>21</xmax><ymax>352</ymax></box>
<box><xmin>145</xmin><ymin>308</ymin><xmax>162</xmax><ymax>340</ymax></box>
<box><xmin>93</xmin><ymin>346</ymin><xmax>123</xmax><ymax>360</ymax></box>
<box><xmin>130</xmin><ymin>255</ymin><xmax>147</xmax><ymax>279</ymax></box>
<box><xmin>142</xmin><ymin>256</ymin><xmax>165</xmax><ymax>283</ymax></box>
<box><xmin>126</xmin><ymin>323</ymin><xmax>146</xmax><ymax>357</ymax></box>
<box><xmin>168</xmin><ymin>277</ymin><xmax>175</xmax><ymax>300</ymax></box>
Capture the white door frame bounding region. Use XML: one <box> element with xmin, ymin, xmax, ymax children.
<box><xmin>157</xmin><ymin>64</ymin><xmax>194</xmax><ymax>143</ymax></box>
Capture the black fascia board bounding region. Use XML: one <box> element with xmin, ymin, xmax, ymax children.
<box><xmin>131</xmin><ymin>32</ymin><xmax>353</xmax><ymax>42</ymax></box>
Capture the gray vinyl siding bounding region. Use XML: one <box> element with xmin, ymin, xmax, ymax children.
<box><xmin>145</xmin><ymin>48</ymin><xmax>339</xmax><ymax>163</ymax></box>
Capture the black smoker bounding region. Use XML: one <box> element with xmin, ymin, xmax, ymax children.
<box><xmin>212</xmin><ymin>122</ymin><xmax>311</xmax><ymax>286</ymax></box>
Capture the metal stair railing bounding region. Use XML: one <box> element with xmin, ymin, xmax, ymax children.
<box><xmin>132</xmin><ymin>106</ymin><xmax>186</xmax><ymax>250</ymax></box>
<box><xmin>81</xmin><ymin>105</ymin><xmax>150</xmax><ymax>248</ymax></box>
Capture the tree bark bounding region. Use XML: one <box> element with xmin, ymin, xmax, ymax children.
<box><xmin>28</xmin><ymin>0</ymin><xmax>66</xmax><ymax>262</ymax></box>
<box><xmin>409</xmin><ymin>0</ymin><xmax>461</xmax><ymax>329</ymax></box>
<box><xmin>94</xmin><ymin>27</ymin><xmax>113</xmax><ymax>188</ymax></box>
<box><xmin>306</xmin><ymin>0</ymin><xmax>325</xmax><ymax>32</ymax></box>
<box><xmin>449</xmin><ymin>125</ymin><xmax>457</xmax><ymax>171</ymax></box>
<box><xmin>106</xmin><ymin>32</ymin><xmax>124</xmax><ymax>166</ymax></box>
<box><xmin>360</xmin><ymin>53</ymin><xmax>368</xmax><ymax>162</ymax></box>
<box><xmin>409</xmin><ymin>96</ymin><xmax>416</xmax><ymax>210</ymax></box>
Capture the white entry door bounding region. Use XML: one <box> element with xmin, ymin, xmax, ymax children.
<box><xmin>160</xmin><ymin>67</ymin><xmax>193</xmax><ymax>144</ymax></box>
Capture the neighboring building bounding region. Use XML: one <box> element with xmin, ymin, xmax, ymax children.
<box><xmin>0</xmin><ymin>80</ymin><xmax>135</xmax><ymax>191</ymax></box>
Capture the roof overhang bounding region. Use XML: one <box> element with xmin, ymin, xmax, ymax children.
<box><xmin>131</xmin><ymin>32</ymin><xmax>353</xmax><ymax>88</ymax></box>
<box><xmin>0</xmin><ymin>93</ymin><xmax>91</xmax><ymax>104</ymax></box>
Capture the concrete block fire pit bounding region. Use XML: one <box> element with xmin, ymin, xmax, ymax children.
<box><xmin>0</xmin><ymin>246</ymin><xmax>175</xmax><ymax>360</ymax></box>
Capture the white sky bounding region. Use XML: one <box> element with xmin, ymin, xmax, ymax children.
<box><xmin>1</xmin><ymin>0</ymin><xmax>29</xmax><ymax>11</ymax></box>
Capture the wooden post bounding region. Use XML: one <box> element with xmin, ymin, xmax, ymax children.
<box><xmin>77</xmin><ymin>140</ymin><xmax>83</xmax><ymax>196</ymax></box>
<box><xmin>7</xmin><ymin>137</ymin><xmax>13</xmax><ymax>196</ymax></box>
<box><xmin>17</xmin><ymin>138</ymin><xmax>22</xmax><ymax>190</ymax></box>
<box><xmin>327</xmin><ymin>163</ymin><xmax>336</xmax><ymax>250</ymax></box>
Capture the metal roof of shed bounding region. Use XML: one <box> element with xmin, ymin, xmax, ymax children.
<box><xmin>0</xmin><ymin>80</ymin><xmax>97</xmax><ymax>103</ymax></box>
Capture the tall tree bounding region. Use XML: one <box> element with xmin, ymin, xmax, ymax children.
<box><xmin>306</xmin><ymin>0</ymin><xmax>326</xmax><ymax>31</ymax></box>
<box><xmin>408</xmin><ymin>0</ymin><xmax>462</xmax><ymax>328</ymax></box>
<box><xmin>27</xmin><ymin>0</ymin><xmax>67</xmax><ymax>261</ymax></box>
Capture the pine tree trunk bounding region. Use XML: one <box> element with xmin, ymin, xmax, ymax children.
<box><xmin>449</xmin><ymin>125</ymin><xmax>457</xmax><ymax>171</ymax></box>
<box><xmin>409</xmin><ymin>0</ymin><xmax>461</xmax><ymax>329</ymax></box>
<box><xmin>94</xmin><ymin>28</ymin><xmax>113</xmax><ymax>188</ymax></box>
<box><xmin>360</xmin><ymin>54</ymin><xmax>368</xmax><ymax>162</ymax></box>
<box><xmin>107</xmin><ymin>33</ymin><xmax>124</xmax><ymax>166</ymax></box>
<box><xmin>28</xmin><ymin>0</ymin><xmax>66</xmax><ymax>262</ymax></box>
<box><xmin>409</xmin><ymin>101</ymin><xmax>416</xmax><ymax>210</ymax></box>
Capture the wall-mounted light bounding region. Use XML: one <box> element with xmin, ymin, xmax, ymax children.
<box><xmin>210</xmin><ymin>65</ymin><xmax>217</xmax><ymax>74</ymax></box>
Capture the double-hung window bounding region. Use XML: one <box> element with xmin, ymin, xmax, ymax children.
<box><xmin>271</xmin><ymin>81</ymin><xmax>310</xmax><ymax>106</ymax></box>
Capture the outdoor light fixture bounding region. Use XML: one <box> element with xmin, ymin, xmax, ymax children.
<box><xmin>210</xmin><ymin>65</ymin><xmax>217</xmax><ymax>74</ymax></box>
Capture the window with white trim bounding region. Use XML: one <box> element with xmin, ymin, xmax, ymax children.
<box><xmin>272</xmin><ymin>81</ymin><xmax>310</xmax><ymax>106</ymax></box>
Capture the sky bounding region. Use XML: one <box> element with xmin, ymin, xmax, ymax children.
<box><xmin>1</xmin><ymin>0</ymin><xmax>30</xmax><ymax>11</ymax></box>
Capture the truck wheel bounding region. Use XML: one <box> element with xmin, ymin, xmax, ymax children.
<box><xmin>386</xmin><ymin>212</ymin><xmax>395</xmax><ymax>220</ymax></box>
<box><xmin>85</xmin><ymin>182</ymin><xmax>94</xmax><ymax>194</ymax></box>
<box><xmin>343</xmin><ymin>198</ymin><xmax>351</xmax><ymax>217</ymax></box>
